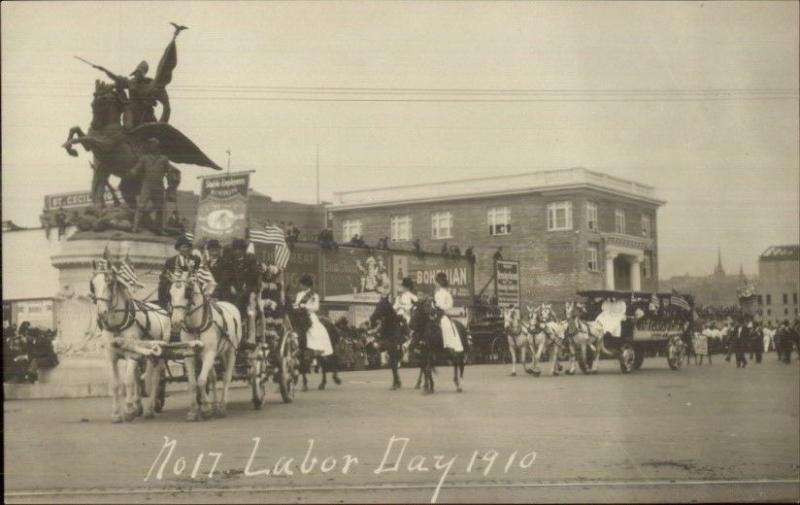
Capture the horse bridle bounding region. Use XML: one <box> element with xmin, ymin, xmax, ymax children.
<box><xmin>170</xmin><ymin>275</ymin><xmax>213</xmax><ymax>335</ymax></box>
<box><xmin>90</xmin><ymin>271</ymin><xmax>135</xmax><ymax>333</ymax></box>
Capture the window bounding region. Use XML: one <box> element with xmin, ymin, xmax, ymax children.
<box><xmin>547</xmin><ymin>201</ymin><xmax>573</xmax><ymax>231</ymax></box>
<box><xmin>794</xmin><ymin>293</ymin><xmax>798</xmax><ymax>305</ymax></box>
<box><xmin>766</xmin><ymin>294</ymin><xmax>772</xmax><ymax>305</ymax></box>
<box><xmin>641</xmin><ymin>215</ymin><xmax>651</xmax><ymax>238</ymax></box>
<box><xmin>586</xmin><ymin>202</ymin><xmax>598</xmax><ymax>231</ymax></box>
<box><xmin>783</xmin><ymin>293</ymin><xmax>789</xmax><ymax>305</ymax></box>
<box><xmin>390</xmin><ymin>215</ymin><xmax>411</xmax><ymax>242</ymax></box>
<box><xmin>488</xmin><ymin>207</ymin><xmax>511</xmax><ymax>236</ymax></box>
<box><xmin>642</xmin><ymin>254</ymin><xmax>652</xmax><ymax>279</ymax></box>
<box><xmin>614</xmin><ymin>209</ymin><xmax>626</xmax><ymax>234</ymax></box>
<box><xmin>767</xmin><ymin>309</ymin><xmax>771</xmax><ymax>316</ymax></box>
<box><xmin>758</xmin><ymin>295</ymin><xmax>763</xmax><ymax>306</ymax></box>
<box><xmin>342</xmin><ymin>219</ymin><xmax>362</xmax><ymax>240</ymax></box>
<box><xmin>587</xmin><ymin>243</ymin><xmax>599</xmax><ymax>271</ymax></box>
<box><xmin>431</xmin><ymin>212</ymin><xmax>453</xmax><ymax>239</ymax></box>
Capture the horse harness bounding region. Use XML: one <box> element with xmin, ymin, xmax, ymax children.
<box><xmin>177</xmin><ymin>292</ymin><xmax>238</xmax><ymax>354</ymax></box>
<box><xmin>92</xmin><ymin>278</ymin><xmax>168</xmax><ymax>338</ymax></box>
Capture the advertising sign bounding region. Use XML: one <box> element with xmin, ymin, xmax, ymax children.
<box><xmin>194</xmin><ymin>172</ymin><xmax>250</xmax><ymax>244</ymax></box>
<box><xmin>322</xmin><ymin>247</ymin><xmax>392</xmax><ymax>303</ymax></box>
<box><xmin>44</xmin><ymin>189</ymin><xmax>119</xmax><ymax>210</ymax></box>
<box><xmin>392</xmin><ymin>253</ymin><xmax>472</xmax><ymax>305</ymax></box>
<box><xmin>495</xmin><ymin>260</ymin><xmax>521</xmax><ymax>308</ymax></box>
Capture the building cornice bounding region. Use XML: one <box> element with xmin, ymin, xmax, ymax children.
<box><xmin>328</xmin><ymin>168</ymin><xmax>665</xmax><ymax>211</ymax></box>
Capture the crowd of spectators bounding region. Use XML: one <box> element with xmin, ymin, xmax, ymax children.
<box><xmin>3</xmin><ymin>320</ymin><xmax>60</xmax><ymax>384</ymax></box>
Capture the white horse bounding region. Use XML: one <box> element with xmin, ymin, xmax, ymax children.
<box><xmin>527</xmin><ymin>304</ymin><xmax>577</xmax><ymax>376</ymax></box>
<box><xmin>89</xmin><ymin>257</ymin><xmax>170</xmax><ymax>423</ymax></box>
<box><xmin>503</xmin><ymin>307</ymin><xmax>535</xmax><ymax>376</ymax></box>
<box><xmin>169</xmin><ymin>269</ymin><xmax>242</xmax><ymax>421</ymax></box>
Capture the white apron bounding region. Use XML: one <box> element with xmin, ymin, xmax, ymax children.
<box><xmin>435</xmin><ymin>288</ymin><xmax>463</xmax><ymax>352</ymax></box>
<box><xmin>295</xmin><ymin>290</ymin><xmax>333</xmax><ymax>356</ymax></box>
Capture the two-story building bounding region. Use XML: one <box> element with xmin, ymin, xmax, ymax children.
<box><xmin>327</xmin><ymin>167</ymin><xmax>664</xmax><ymax>306</ymax></box>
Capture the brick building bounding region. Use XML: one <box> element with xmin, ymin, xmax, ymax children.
<box><xmin>757</xmin><ymin>245</ymin><xmax>800</xmax><ymax>325</ymax></box>
<box><xmin>327</xmin><ymin>168</ymin><xmax>664</xmax><ymax>306</ymax></box>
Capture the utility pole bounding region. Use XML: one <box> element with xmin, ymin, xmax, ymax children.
<box><xmin>315</xmin><ymin>144</ymin><xmax>320</xmax><ymax>205</ymax></box>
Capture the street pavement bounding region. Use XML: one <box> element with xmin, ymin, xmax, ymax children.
<box><xmin>4</xmin><ymin>357</ymin><xmax>800</xmax><ymax>503</ymax></box>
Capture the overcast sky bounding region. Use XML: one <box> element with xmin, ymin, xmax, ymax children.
<box><xmin>2</xmin><ymin>1</ymin><xmax>798</xmax><ymax>278</ymax></box>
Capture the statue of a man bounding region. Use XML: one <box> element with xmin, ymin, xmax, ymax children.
<box><xmin>131</xmin><ymin>138</ymin><xmax>171</xmax><ymax>234</ymax></box>
<box><xmin>93</xmin><ymin>24</ymin><xmax>186</xmax><ymax>129</ymax></box>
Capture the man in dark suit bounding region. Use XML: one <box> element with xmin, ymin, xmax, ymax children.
<box><xmin>158</xmin><ymin>236</ymin><xmax>201</xmax><ymax>310</ymax></box>
<box><xmin>204</xmin><ymin>239</ymin><xmax>226</xmax><ymax>299</ymax></box>
<box><xmin>727</xmin><ymin>317</ymin><xmax>752</xmax><ymax>368</ymax></box>
<box><xmin>221</xmin><ymin>239</ymin><xmax>260</xmax><ymax>342</ymax></box>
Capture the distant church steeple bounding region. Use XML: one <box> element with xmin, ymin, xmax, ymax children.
<box><xmin>714</xmin><ymin>247</ymin><xmax>726</xmax><ymax>276</ymax></box>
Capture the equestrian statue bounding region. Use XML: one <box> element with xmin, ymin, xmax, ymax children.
<box><xmin>62</xmin><ymin>23</ymin><xmax>221</xmax><ymax>235</ymax></box>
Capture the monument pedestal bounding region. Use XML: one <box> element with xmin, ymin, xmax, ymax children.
<box><xmin>10</xmin><ymin>233</ymin><xmax>175</xmax><ymax>400</ymax></box>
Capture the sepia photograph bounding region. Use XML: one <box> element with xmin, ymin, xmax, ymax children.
<box><xmin>2</xmin><ymin>1</ymin><xmax>799</xmax><ymax>503</ymax></box>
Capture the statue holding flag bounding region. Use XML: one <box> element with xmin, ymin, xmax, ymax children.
<box><xmin>62</xmin><ymin>23</ymin><xmax>222</xmax><ymax>233</ymax></box>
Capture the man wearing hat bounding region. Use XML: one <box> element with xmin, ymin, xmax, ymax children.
<box><xmin>204</xmin><ymin>240</ymin><xmax>226</xmax><ymax>299</ymax></box>
<box><xmin>157</xmin><ymin>235</ymin><xmax>201</xmax><ymax>310</ymax></box>
<box><xmin>131</xmin><ymin>137</ymin><xmax>170</xmax><ymax>234</ymax></box>
<box><xmin>223</xmin><ymin>239</ymin><xmax>260</xmax><ymax>341</ymax></box>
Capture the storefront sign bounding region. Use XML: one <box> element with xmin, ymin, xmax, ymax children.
<box><xmin>495</xmin><ymin>260</ymin><xmax>521</xmax><ymax>308</ymax></box>
<box><xmin>392</xmin><ymin>253</ymin><xmax>472</xmax><ymax>304</ymax></box>
<box><xmin>44</xmin><ymin>190</ymin><xmax>118</xmax><ymax>210</ymax></box>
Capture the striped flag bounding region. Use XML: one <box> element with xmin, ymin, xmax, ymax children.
<box><xmin>249</xmin><ymin>225</ymin><xmax>290</xmax><ymax>269</ymax></box>
<box><xmin>195</xmin><ymin>265</ymin><xmax>216</xmax><ymax>290</ymax></box>
<box><xmin>670</xmin><ymin>289</ymin><xmax>691</xmax><ymax>312</ymax></box>
<box><xmin>115</xmin><ymin>256</ymin><xmax>144</xmax><ymax>291</ymax></box>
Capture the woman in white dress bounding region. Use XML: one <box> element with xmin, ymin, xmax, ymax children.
<box><xmin>433</xmin><ymin>272</ymin><xmax>463</xmax><ymax>353</ymax></box>
<box><xmin>394</xmin><ymin>277</ymin><xmax>418</xmax><ymax>325</ymax></box>
<box><xmin>293</xmin><ymin>275</ymin><xmax>334</xmax><ymax>357</ymax></box>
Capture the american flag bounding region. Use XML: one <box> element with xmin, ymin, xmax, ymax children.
<box><xmin>249</xmin><ymin>225</ymin><xmax>290</xmax><ymax>269</ymax></box>
<box><xmin>115</xmin><ymin>256</ymin><xmax>143</xmax><ymax>291</ymax></box>
<box><xmin>195</xmin><ymin>265</ymin><xmax>216</xmax><ymax>290</ymax></box>
<box><xmin>670</xmin><ymin>289</ymin><xmax>691</xmax><ymax>312</ymax></box>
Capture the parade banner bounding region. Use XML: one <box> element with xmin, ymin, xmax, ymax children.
<box><xmin>194</xmin><ymin>172</ymin><xmax>250</xmax><ymax>245</ymax></box>
<box><xmin>322</xmin><ymin>247</ymin><xmax>392</xmax><ymax>303</ymax></box>
<box><xmin>495</xmin><ymin>260</ymin><xmax>521</xmax><ymax>308</ymax></box>
<box><xmin>392</xmin><ymin>253</ymin><xmax>472</xmax><ymax>305</ymax></box>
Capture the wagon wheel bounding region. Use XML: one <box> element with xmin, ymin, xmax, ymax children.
<box><xmin>279</xmin><ymin>336</ymin><xmax>298</xmax><ymax>403</ymax></box>
<box><xmin>250</xmin><ymin>347</ymin><xmax>268</xmax><ymax>410</ymax></box>
<box><xmin>619</xmin><ymin>343</ymin><xmax>636</xmax><ymax>374</ymax></box>
<box><xmin>490</xmin><ymin>336</ymin><xmax>510</xmax><ymax>364</ymax></box>
<box><xmin>667</xmin><ymin>339</ymin><xmax>684</xmax><ymax>371</ymax></box>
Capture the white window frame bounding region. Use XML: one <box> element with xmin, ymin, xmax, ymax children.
<box><xmin>586</xmin><ymin>202</ymin><xmax>598</xmax><ymax>232</ymax></box>
<box><xmin>587</xmin><ymin>244</ymin><xmax>599</xmax><ymax>272</ymax></box>
<box><xmin>342</xmin><ymin>219</ymin><xmax>362</xmax><ymax>240</ymax></box>
<box><xmin>547</xmin><ymin>201</ymin><xmax>573</xmax><ymax>231</ymax></box>
<box><xmin>614</xmin><ymin>209</ymin><xmax>626</xmax><ymax>234</ymax></box>
<box><xmin>641</xmin><ymin>214</ymin><xmax>651</xmax><ymax>238</ymax></box>
<box><xmin>488</xmin><ymin>206</ymin><xmax>511</xmax><ymax>236</ymax></box>
<box><xmin>431</xmin><ymin>211</ymin><xmax>453</xmax><ymax>240</ymax></box>
<box><xmin>390</xmin><ymin>215</ymin><xmax>411</xmax><ymax>242</ymax></box>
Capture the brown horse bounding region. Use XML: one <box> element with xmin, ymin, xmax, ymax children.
<box><xmin>62</xmin><ymin>81</ymin><xmax>222</xmax><ymax>209</ymax></box>
<box><xmin>63</xmin><ymin>81</ymin><xmax>141</xmax><ymax>208</ymax></box>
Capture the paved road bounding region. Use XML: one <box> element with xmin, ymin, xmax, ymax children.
<box><xmin>5</xmin><ymin>358</ymin><xmax>800</xmax><ymax>503</ymax></box>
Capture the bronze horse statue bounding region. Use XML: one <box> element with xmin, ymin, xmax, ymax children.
<box><xmin>62</xmin><ymin>80</ymin><xmax>222</xmax><ymax>209</ymax></box>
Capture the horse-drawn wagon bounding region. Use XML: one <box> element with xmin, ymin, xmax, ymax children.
<box><xmin>464</xmin><ymin>304</ymin><xmax>506</xmax><ymax>364</ymax></box>
<box><xmin>573</xmin><ymin>290</ymin><xmax>692</xmax><ymax>373</ymax></box>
